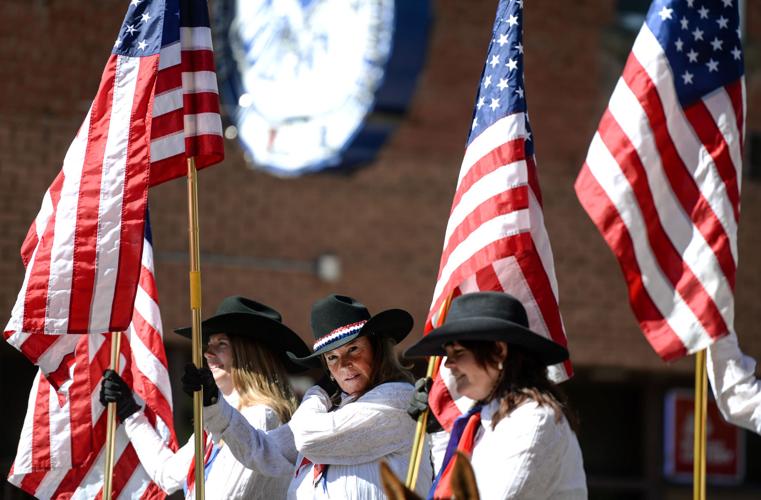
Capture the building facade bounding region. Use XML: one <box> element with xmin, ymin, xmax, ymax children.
<box><xmin>0</xmin><ymin>0</ymin><xmax>759</xmax><ymax>498</ymax></box>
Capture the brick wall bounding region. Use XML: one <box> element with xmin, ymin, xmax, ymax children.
<box><xmin>1</xmin><ymin>0</ymin><xmax>760</xmax><ymax>380</ymax></box>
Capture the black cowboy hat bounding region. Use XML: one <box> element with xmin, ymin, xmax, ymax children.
<box><xmin>287</xmin><ymin>294</ymin><xmax>413</xmax><ymax>368</ymax></box>
<box><xmin>175</xmin><ymin>296</ymin><xmax>311</xmax><ymax>373</ymax></box>
<box><xmin>404</xmin><ymin>292</ymin><xmax>568</xmax><ymax>366</ymax></box>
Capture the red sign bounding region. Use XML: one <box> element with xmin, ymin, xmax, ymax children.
<box><xmin>664</xmin><ymin>389</ymin><xmax>745</xmax><ymax>484</ymax></box>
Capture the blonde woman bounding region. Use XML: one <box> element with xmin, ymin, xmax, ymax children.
<box><xmin>100</xmin><ymin>296</ymin><xmax>310</xmax><ymax>500</ymax></box>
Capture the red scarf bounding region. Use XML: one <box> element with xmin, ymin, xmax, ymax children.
<box><xmin>430</xmin><ymin>406</ymin><xmax>482</xmax><ymax>499</ymax></box>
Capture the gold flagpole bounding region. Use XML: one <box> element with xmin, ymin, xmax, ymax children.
<box><xmin>693</xmin><ymin>349</ymin><xmax>708</xmax><ymax>500</ymax></box>
<box><xmin>405</xmin><ymin>293</ymin><xmax>454</xmax><ymax>489</ymax></box>
<box><xmin>102</xmin><ymin>331</ymin><xmax>122</xmax><ymax>500</ymax></box>
<box><xmin>187</xmin><ymin>157</ymin><xmax>205</xmax><ymax>500</ymax></box>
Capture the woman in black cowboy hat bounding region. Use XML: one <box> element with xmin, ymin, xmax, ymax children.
<box><xmin>100</xmin><ymin>296</ymin><xmax>310</xmax><ymax>500</ymax></box>
<box><xmin>186</xmin><ymin>293</ymin><xmax>434</xmax><ymax>499</ymax></box>
<box><xmin>405</xmin><ymin>291</ymin><xmax>587</xmax><ymax>499</ymax></box>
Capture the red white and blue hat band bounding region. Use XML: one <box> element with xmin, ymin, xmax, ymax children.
<box><xmin>312</xmin><ymin>320</ymin><xmax>368</xmax><ymax>352</ymax></box>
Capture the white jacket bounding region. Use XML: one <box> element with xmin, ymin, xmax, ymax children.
<box><xmin>204</xmin><ymin>382</ymin><xmax>433</xmax><ymax>499</ymax></box>
<box><xmin>124</xmin><ymin>396</ymin><xmax>289</xmax><ymax>499</ymax></box>
<box><xmin>434</xmin><ymin>398</ymin><xmax>587</xmax><ymax>499</ymax></box>
<box><xmin>707</xmin><ymin>330</ymin><xmax>761</xmax><ymax>434</ymax></box>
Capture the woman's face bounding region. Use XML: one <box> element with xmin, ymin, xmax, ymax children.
<box><xmin>324</xmin><ymin>336</ymin><xmax>375</xmax><ymax>397</ymax></box>
<box><xmin>204</xmin><ymin>333</ymin><xmax>234</xmax><ymax>395</ymax></box>
<box><xmin>443</xmin><ymin>341</ymin><xmax>507</xmax><ymax>401</ymax></box>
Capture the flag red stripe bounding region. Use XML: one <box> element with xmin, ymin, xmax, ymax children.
<box><xmin>108</xmin><ymin>445</ymin><xmax>141</xmax><ymax>499</ymax></box>
<box><xmin>683</xmin><ymin>100</ymin><xmax>740</xmax><ymax>222</ymax></box>
<box><xmin>68</xmin><ymin>56</ymin><xmax>118</xmax><ymax>333</ymax></box>
<box><xmin>151</xmin><ymin>108</ymin><xmax>183</xmax><ymax>138</ymax></box>
<box><xmin>108</xmin><ymin>57</ymin><xmax>156</xmax><ymax>331</ymax></box>
<box><xmin>6</xmin><ymin>334</ymin><xmax>58</xmax><ymax>365</ymax></box>
<box><xmin>622</xmin><ymin>56</ymin><xmax>736</xmax><ymax>289</ymax></box>
<box><xmin>69</xmin><ymin>339</ymin><xmax>95</xmax><ymax>466</ymax></box>
<box><xmin>182</xmin><ymin>48</ymin><xmax>217</xmax><ymax>73</ymax></box>
<box><xmin>514</xmin><ymin>252</ymin><xmax>574</xmax><ymax>375</ymax></box>
<box><xmin>20</xmin><ymin>171</ymin><xmax>65</xmax><ymax>265</ymax></box>
<box><xmin>138</xmin><ymin>264</ymin><xmax>158</xmax><ymax>302</ymax></box>
<box><xmin>31</xmin><ymin>374</ymin><xmax>52</xmax><ymax>469</ymax></box>
<box><xmin>439</xmin><ymin>186</ymin><xmax>529</xmax><ymax>270</ymax></box>
<box><xmin>22</xmin><ymin>196</ymin><xmax>59</xmax><ymax>333</ymax></box>
<box><xmin>130</xmin><ymin>314</ymin><xmax>175</xmax><ymax>432</ymax></box>
<box><xmin>47</xmin><ymin>352</ymin><xmax>77</xmax><ymax>390</ymax></box>
<box><xmin>576</xmin><ymin>164</ymin><xmax>687</xmax><ymax>360</ymax></box>
<box><xmin>451</xmin><ymin>138</ymin><xmax>525</xmax><ymax>212</ymax></box>
<box><xmin>154</xmin><ymin>64</ymin><xmax>181</xmax><ymax>96</ymax></box>
<box><xmin>525</xmin><ymin>155</ymin><xmax>543</xmax><ymax>207</ymax></box>
<box><xmin>597</xmin><ymin>109</ymin><xmax>729</xmax><ymax>338</ymax></box>
<box><xmin>184</xmin><ymin>91</ymin><xmax>222</xmax><ymax>115</ymax></box>
<box><xmin>18</xmin><ymin>468</ymin><xmax>47</xmax><ymax>498</ymax></box>
<box><xmin>724</xmin><ymin>80</ymin><xmax>744</xmax><ymax>150</ymax></box>
<box><xmin>186</xmin><ymin>134</ymin><xmax>224</xmax><ymax>167</ymax></box>
<box><xmin>430</xmin><ymin>232</ymin><xmax>535</xmax><ymax>321</ymax></box>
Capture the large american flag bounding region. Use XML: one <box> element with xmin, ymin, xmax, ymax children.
<box><xmin>8</xmin><ymin>225</ymin><xmax>178</xmax><ymax>499</ymax></box>
<box><xmin>3</xmin><ymin>0</ymin><xmax>223</xmax><ymax>349</ymax></box>
<box><xmin>426</xmin><ymin>0</ymin><xmax>571</xmax><ymax>431</ymax></box>
<box><xmin>575</xmin><ymin>0</ymin><xmax>744</xmax><ymax>360</ymax></box>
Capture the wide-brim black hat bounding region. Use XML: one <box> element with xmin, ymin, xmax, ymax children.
<box><xmin>287</xmin><ymin>294</ymin><xmax>413</xmax><ymax>368</ymax></box>
<box><xmin>175</xmin><ymin>296</ymin><xmax>311</xmax><ymax>373</ymax></box>
<box><xmin>404</xmin><ymin>292</ymin><xmax>568</xmax><ymax>366</ymax></box>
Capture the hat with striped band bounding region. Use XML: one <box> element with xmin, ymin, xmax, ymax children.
<box><xmin>287</xmin><ymin>294</ymin><xmax>413</xmax><ymax>368</ymax></box>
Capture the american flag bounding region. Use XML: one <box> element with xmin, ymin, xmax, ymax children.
<box><xmin>3</xmin><ymin>0</ymin><xmax>223</xmax><ymax>349</ymax></box>
<box><xmin>7</xmin><ymin>224</ymin><xmax>178</xmax><ymax>499</ymax></box>
<box><xmin>426</xmin><ymin>0</ymin><xmax>571</xmax><ymax>431</ymax></box>
<box><xmin>575</xmin><ymin>0</ymin><xmax>744</xmax><ymax>360</ymax></box>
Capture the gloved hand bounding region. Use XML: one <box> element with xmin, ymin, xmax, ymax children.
<box><xmin>100</xmin><ymin>369</ymin><xmax>141</xmax><ymax>422</ymax></box>
<box><xmin>407</xmin><ymin>377</ymin><xmax>443</xmax><ymax>433</ymax></box>
<box><xmin>181</xmin><ymin>363</ymin><xmax>219</xmax><ymax>407</ymax></box>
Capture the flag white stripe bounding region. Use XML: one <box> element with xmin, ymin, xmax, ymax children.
<box><xmin>89</xmin><ymin>56</ymin><xmax>141</xmax><ymax>333</ymax></box>
<box><xmin>702</xmin><ymin>88</ymin><xmax>743</xmax><ymax>186</ymax></box>
<box><xmin>433</xmin><ymin>209</ymin><xmax>531</xmax><ymax>303</ymax></box>
<box><xmin>44</xmin><ymin>108</ymin><xmax>93</xmax><ymax>334</ymax></box>
<box><xmin>444</xmin><ymin>159</ymin><xmax>528</xmax><ymax>245</ymax></box>
<box><xmin>632</xmin><ymin>26</ymin><xmax>738</xmax><ymax>262</ymax></box>
<box><xmin>609</xmin><ymin>74</ymin><xmax>735</xmax><ymax>331</ymax></box>
<box><xmin>585</xmin><ymin>132</ymin><xmax>711</xmax><ymax>351</ymax></box>
<box><xmin>184</xmin><ymin>111</ymin><xmax>223</xmax><ymax>136</ymax></box>
<box><xmin>48</xmin><ymin>382</ymin><xmax>73</xmax><ymax>469</ymax></box>
<box><xmin>527</xmin><ymin>186</ymin><xmax>560</xmax><ymax>300</ymax></box>
<box><xmin>158</xmin><ymin>41</ymin><xmax>181</xmax><ymax>70</ymax></box>
<box><xmin>181</xmin><ymin>26</ymin><xmax>213</xmax><ymax>50</ymax></box>
<box><xmin>150</xmin><ymin>132</ymin><xmax>185</xmax><ymax>162</ymax></box>
<box><xmin>181</xmin><ymin>71</ymin><xmax>219</xmax><ymax>94</ymax></box>
<box><xmin>458</xmin><ymin>113</ymin><xmax>527</xmax><ymax>187</ymax></box>
<box><xmin>152</xmin><ymin>88</ymin><xmax>183</xmax><ymax>117</ymax></box>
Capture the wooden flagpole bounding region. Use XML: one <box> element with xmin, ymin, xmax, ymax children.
<box><xmin>693</xmin><ymin>349</ymin><xmax>708</xmax><ymax>500</ymax></box>
<box><xmin>187</xmin><ymin>157</ymin><xmax>205</xmax><ymax>500</ymax></box>
<box><xmin>405</xmin><ymin>293</ymin><xmax>454</xmax><ymax>489</ymax></box>
<box><xmin>102</xmin><ymin>331</ymin><xmax>122</xmax><ymax>500</ymax></box>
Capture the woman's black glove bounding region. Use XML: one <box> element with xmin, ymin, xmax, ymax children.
<box><xmin>181</xmin><ymin>363</ymin><xmax>219</xmax><ymax>407</ymax></box>
<box><xmin>407</xmin><ymin>377</ymin><xmax>443</xmax><ymax>433</ymax></box>
<box><xmin>100</xmin><ymin>369</ymin><xmax>140</xmax><ymax>422</ymax></box>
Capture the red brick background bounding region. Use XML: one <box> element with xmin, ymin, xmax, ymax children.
<box><xmin>1</xmin><ymin>0</ymin><xmax>759</xmax><ymax>377</ymax></box>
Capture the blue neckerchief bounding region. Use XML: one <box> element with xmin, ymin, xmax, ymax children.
<box><xmin>427</xmin><ymin>404</ymin><xmax>483</xmax><ymax>500</ymax></box>
<box><xmin>182</xmin><ymin>442</ymin><xmax>221</xmax><ymax>496</ymax></box>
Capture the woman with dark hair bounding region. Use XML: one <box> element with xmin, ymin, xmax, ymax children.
<box><xmin>405</xmin><ymin>291</ymin><xmax>587</xmax><ymax>499</ymax></box>
<box><xmin>186</xmin><ymin>293</ymin><xmax>433</xmax><ymax>499</ymax></box>
<box><xmin>100</xmin><ymin>296</ymin><xmax>311</xmax><ymax>499</ymax></box>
